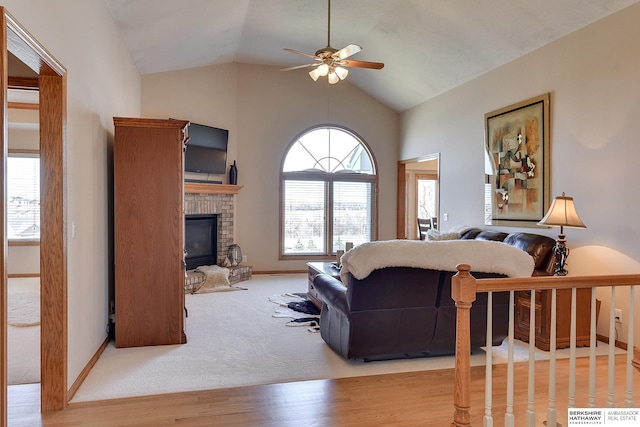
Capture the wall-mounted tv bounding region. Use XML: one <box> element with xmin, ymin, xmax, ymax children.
<box><xmin>185</xmin><ymin>122</ymin><xmax>229</xmax><ymax>175</ymax></box>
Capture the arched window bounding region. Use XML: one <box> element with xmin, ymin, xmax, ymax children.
<box><xmin>280</xmin><ymin>126</ymin><xmax>377</xmax><ymax>258</ymax></box>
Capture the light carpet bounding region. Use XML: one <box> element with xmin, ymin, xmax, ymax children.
<box><xmin>8</xmin><ymin>291</ymin><xmax>40</xmax><ymax>327</ymax></box>
<box><xmin>8</xmin><ymin>277</ymin><xmax>41</xmax><ymax>385</ymax></box>
<box><xmin>71</xmin><ymin>273</ymin><xmax>623</xmax><ymax>403</ymax></box>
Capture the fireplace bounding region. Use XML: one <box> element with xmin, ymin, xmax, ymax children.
<box><xmin>185</xmin><ymin>214</ymin><xmax>217</xmax><ymax>270</ymax></box>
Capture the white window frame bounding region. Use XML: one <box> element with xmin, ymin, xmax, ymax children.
<box><xmin>279</xmin><ymin>125</ymin><xmax>378</xmax><ymax>260</ymax></box>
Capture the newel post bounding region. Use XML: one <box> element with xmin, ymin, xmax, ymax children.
<box><xmin>451</xmin><ymin>264</ymin><xmax>477</xmax><ymax>427</ymax></box>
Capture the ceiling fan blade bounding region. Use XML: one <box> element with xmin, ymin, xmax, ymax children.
<box><xmin>343</xmin><ymin>59</ymin><xmax>385</xmax><ymax>70</ymax></box>
<box><xmin>280</xmin><ymin>63</ymin><xmax>317</xmax><ymax>72</ymax></box>
<box><xmin>334</xmin><ymin>44</ymin><xmax>362</xmax><ymax>60</ymax></box>
<box><xmin>283</xmin><ymin>48</ymin><xmax>318</xmax><ymax>60</ymax></box>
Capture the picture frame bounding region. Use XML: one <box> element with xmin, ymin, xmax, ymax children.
<box><xmin>484</xmin><ymin>93</ymin><xmax>550</xmax><ymax>227</ymax></box>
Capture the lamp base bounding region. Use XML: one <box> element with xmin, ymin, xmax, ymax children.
<box><xmin>553</xmin><ymin>234</ymin><xmax>569</xmax><ymax>276</ymax></box>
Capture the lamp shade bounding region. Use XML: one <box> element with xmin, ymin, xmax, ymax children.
<box><xmin>538</xmin><ymin>192</ymin><xmax>586</xmax><ymax>228</ymax></box>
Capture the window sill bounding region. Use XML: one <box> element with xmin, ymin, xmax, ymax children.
<box><xmin>8</xmin><ymin>240</ymin><xmax>40</xmax><ymax>246</ymax></box>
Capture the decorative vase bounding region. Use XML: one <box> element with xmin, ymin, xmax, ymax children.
<box><xmin>227</xmin><ymin>244</ymin><xmax>242</xmax><ymax>266</ymax></box>
<box><xmin>229</xmin><ymin>160</ymin><xmax>238</xmax><ymax>185</ymax></box>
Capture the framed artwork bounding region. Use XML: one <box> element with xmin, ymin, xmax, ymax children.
<box><xmin>484</xmin><ymin>93</ymin><xmax>550</xmax><ymax>227</ymax></box>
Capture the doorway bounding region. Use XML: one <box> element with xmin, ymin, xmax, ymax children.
<box><xmin>7</xmin><ymin>94</ymin><xmax>41</xmax><ymax>391</ymax></box>
<box><xmin>397</xmin><ymin>154</ymin><xmax>440</xmax><ymax>240</ymax></box>
<box><xmin>1</xmin><ymin>8</ymin><xmax>68</xmax><ymax>425</ymax></box>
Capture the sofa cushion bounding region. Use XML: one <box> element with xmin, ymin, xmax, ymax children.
<box><xmin>503</xmin><ymin>232</ymin><xmax>556</xmax><ymax>271</ymax></box>
<box><xmin>473</xmin><ymin>230</ymin><xmax>509</xmax><ymax>242</ymax></box>
<box><xmin>459</xmin><ymin>228</ymin><xmax>482</xmax><ymax>239</ymax></box>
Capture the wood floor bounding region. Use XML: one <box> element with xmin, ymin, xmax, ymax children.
<box><xmin>8</xmin><ymin>354</ymin><xmax>640</xmax><ymax>426</ymax></box>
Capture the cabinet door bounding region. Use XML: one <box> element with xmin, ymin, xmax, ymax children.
<box><xmin>515</xmin><ymin>291</ymin><xmax>543</xmax><ymax>337</ymax></box>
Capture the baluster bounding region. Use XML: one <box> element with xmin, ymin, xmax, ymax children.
<box><xmin>484</xmin><ymin>291</ymin><xmax>494</xmax><ymax>427</ymax></box>
<box><xmin>625</xmin><ymin>286</ymin><xmax>635</xmax><ymax>407</ymax></box>
<box><xmin>607</xmin><ymin>286</ymin><xmax>616</xmax><ymax>407</ymax></box>
<box><xmin>588</xmin><ymin>287</ymin><xmax>597</xmax><ymax>407</ymax></box>
<box><xmin>504</xmin><ymin>290</ymin><xmax>515</xmax><ymax>427</ymax></box>
<box><xmin>546</xmin><ymin>288</ymin><xmax>558</xmax><ymax>426</ymax></box>
<box><xmin>569</xmin><ymin>287</ymin><xmax>577</xmax><ymax>407</ymax></box>
<box><xmin>526</xmin><ymin>290</ymin><xmax>536</xmax><ymax>427</ymax></box>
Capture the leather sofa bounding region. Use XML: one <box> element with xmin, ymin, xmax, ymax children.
<box><xmin>460</xmin><ymin>228</ymin><xmax>556</xmax><ymax>276</ymax></box>
<box><xmin>313</xmin><ymin>230</ymin><xmax>557</xmax><ymax>360</ymax></box>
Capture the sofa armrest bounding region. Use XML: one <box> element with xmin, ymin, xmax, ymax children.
<box><xmin>313</xmin><ymin>273</ymin><xmax>350</xmax><ymax>316</ymax></box>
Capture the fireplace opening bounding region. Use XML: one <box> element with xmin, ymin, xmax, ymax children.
<box><xmin>185</xmin><ymin>214</ymin><xmax>217</xmax><ymax>270</ymax></box>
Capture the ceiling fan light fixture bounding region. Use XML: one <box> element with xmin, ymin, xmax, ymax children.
<box><xmin>334</xmin><ymin>66</ymin><xmax>348</xmax><ymax>80</ymax></box>
<box><xmin>284</xmin><ymin>0</ymin><xmax>384</xmax><ymax>84</ymax></box>
<box><xmin>317</xmin><ymin>63</ymin><xmax>330</xmax><ymax>76</ymax></box>
<box><xmin>309</xmin><ymin>67</ymin><xmax>322</xmax><ymax>81</ymax></box>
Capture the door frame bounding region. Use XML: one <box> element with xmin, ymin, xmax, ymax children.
<box><xmin>1</xmin><ymin>7</ymin><xmax>67</xmax><ymax>424</ymax></box>
<box><xmin>397</xmin><ymin>153</ymin><xmax>440</xmax><ymax>239</ymax></box>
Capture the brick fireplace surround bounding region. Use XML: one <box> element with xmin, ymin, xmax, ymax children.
<box><xmin>184</xmin><ymin>183</ymin><xmax>251</xmax><ymax>284</ymax></box>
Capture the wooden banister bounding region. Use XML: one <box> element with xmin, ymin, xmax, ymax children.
<box><xmin>476</xmin><ymin>274</ymin><xmax>640</xmax><ymax>293</ymax></box>
<box><xmin>451</xmin><ymin>269</ymin><xmax>640</xmax><ymax>425</ymax></box>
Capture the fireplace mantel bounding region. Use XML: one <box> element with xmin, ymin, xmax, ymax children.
<box><xmin>185</xmin><ymin>182</ymin><xmax>243</xmax><ymax>195</ymax></box>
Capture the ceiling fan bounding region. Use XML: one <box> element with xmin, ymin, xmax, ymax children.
<box><xmin>280</xmin><ymin>0</ymin><xmax>384</xmax><ymax>84</ymax></box>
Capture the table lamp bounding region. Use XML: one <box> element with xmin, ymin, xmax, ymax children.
<box><xmin>537</xmin><ymin>192</ymin><xmax>586</xmax><ymax>276</ymax></box>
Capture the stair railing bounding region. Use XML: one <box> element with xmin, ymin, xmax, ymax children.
<box><xmin>450</xmin><ymin>264</ymin><xmax>640</xmax><ymax>427</ymax></box>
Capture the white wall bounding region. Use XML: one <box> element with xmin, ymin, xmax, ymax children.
<box><xmin>142</xmin><ymin>63</ymin><xmax>399</xmax><ymax>272</ymax></box>
<box><xmin>3</xmin><ymin>0</ymin><xmax>141</xmax><ymax>385</ymax></box>
<box><xmin>400</xmin><ymin>3</ymin><xmax>640</xmax><ymax>342</ymax></box>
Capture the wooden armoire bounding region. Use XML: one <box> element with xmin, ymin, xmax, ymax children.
<box><xmin>113</xmin><ymin>117</ymin><xmax>189</xmax><ymax>348</ymax></box>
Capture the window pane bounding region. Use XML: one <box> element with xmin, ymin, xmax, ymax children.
<box><xmin>283</xmin><ymin>128</ymin><xmax>374</xmax><ymax>174</ymax></box>
<box><xmin>283</xmin><ymin>180</ymin><xmax>325</xmax><ymax>254</ymax></box>
<box><xmin>7</xmin><ymin>156</ymin><xmax>40</xmax><ymax>240</ymax></box>
<box><xmin>417</xmin><ymin>178</ymin><xmax>437</xmax><ymax>221</ymax></box>
<box><xmin>333</xmin><ymin>181</ymin><xmax>372</xmax><ymax>251</ymax></box>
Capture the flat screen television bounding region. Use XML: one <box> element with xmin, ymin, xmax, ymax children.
<box><xmin>185</xmin><ymin>122</ymin><xmax>229</xmax><ymax>175</ymax></box>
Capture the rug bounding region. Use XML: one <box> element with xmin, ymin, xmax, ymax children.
<box><xmin>187</xmin><ymin>265</ymin><xmax>247</xmax><ymax>293</ymax></box>
<box><xmin>269</xmin><ymin>292</ymin><xmax>320</xmax><ymax>331</ymax></box>
<box><xmin>8</xmin><ymin>291</ymin><xmax>40</xmax><ymax>327</ymax></box>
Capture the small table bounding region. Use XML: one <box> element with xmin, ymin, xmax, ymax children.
<box><xmin>307</xmin><ymin>262</ymin><xmax>342</xmax><ymax>309</ymax></box>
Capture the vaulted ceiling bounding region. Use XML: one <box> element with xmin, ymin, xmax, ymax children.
<box><xmin>105</xmin><ymin>0</ymin><xmax>640</xmax><ymax>112</ymax></box>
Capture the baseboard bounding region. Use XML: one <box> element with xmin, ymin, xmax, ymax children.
<box><xmin>66</xmin><ymin>336</ymin><xmax>110</xmax><ymax>402</ymax></box>
<box><xmin>596</xmin><ymin>333</ymin><xmax>628</xmax><ymax>351</ymax></box>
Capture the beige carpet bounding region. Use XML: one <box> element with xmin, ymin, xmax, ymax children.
<box><xmin>8</xmin><ymin>291</ymin><xmax>40</xmax><ymax>327</ymax></box>
<box><xmin>8</xmin><ymin>277</ymin><xmax>41</xmax><ymax>385</ymax></box>
<box><xmin>71</xmin><ymin>273</ymin><xmax>623</xmax><ymax>403</ymax></box>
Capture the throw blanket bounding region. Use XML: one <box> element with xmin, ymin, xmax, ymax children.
<box><xmin>340</xmin><ymin>239</ymin><xmax>534</xmax><ymax>282</ymax></box>
<box><xmin>194</xmin><ymin>265</ymin><xmax>231</xmax><ymax>293</ymax></box>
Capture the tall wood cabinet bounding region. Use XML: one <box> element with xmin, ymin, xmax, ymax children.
<box><xmin>114</xmin><ymin>117</ymin><xmax>189</xmax><ymax>348</ymax></box>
